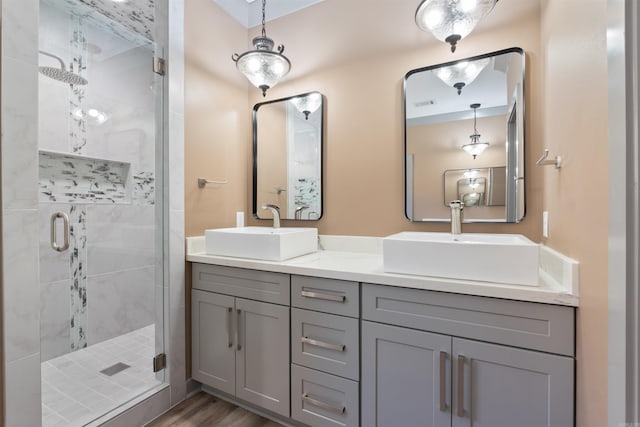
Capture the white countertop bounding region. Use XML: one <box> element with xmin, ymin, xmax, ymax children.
<box><xmin>186</xmin><ymin>235</ymin><xmax>579</xmax><ymax>307</ymax></box>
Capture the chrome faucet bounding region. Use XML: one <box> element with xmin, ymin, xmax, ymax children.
<box><xmin>294</xmin><ymin>205</ymin><xmax>308</xmax><ymax>220</ymax></box>
<box><xmin>449</xmin><ymin>200</ymin><xmax>464</xmax><ymax>235</ymax></box>
<box><xmin>262</xmin><ymin>204</ymin><xmax>281</xmax><ymax>228</ymax></box>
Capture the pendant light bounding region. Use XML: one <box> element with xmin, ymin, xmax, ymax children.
<box><xmin>415</xmin><ymin>0</ymin><xmax>499</xmax><ymax>53</ymax></box>
<box><xmin>462</xmin><ymin>103</ymin><xmax>489</xmax><ymax>159</ymax></box>
<box><xmin>290</xmin><ymin>93</ymin><xmax>322</xmax><ymax>120</ymax></box>
<box><xmin>432</xmin><ymin>57</ymin><xmax>490</xmax><ymax>95</ymax></box>
<box><xmin>232</xmin><ymin>0</ymin><xmax>291</xmax><ymax>97</ymax></box>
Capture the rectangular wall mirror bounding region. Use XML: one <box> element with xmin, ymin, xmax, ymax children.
<box><xmin>404</xmin><ymin>47</ymin><xmax>525</xmax><ymax>223</ymax></box>
<box><xmin>253</xmin><ymin>92</ymin><xmax>324</xmax><ymax>221</ymax></box>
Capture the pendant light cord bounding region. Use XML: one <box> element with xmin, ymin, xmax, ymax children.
<box><xmin>262</xmin><ymin>0</ymin><xmax>267</xmax><ymax>38</ymax></box>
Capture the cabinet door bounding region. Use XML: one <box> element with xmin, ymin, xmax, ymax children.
<box><xmin>362</xmin><ymin>321</ymin><xmax>452</xmax><ymax>427</ymax></box>
<box><xmin>452</xmin><ymin>338</ymin><xmax>574</xmax><ymax>427</ymax></box>
<box><xmin>235</xmin><ymin>298</ymin><xmax>290</xmax><ymax>417</ymax></box>
<box><xmin>191</xmin><ymin>290</ymin><xmax>235</xmax><ymax>395</ymax></box>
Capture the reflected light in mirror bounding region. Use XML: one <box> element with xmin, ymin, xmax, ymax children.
<box><xmin>462</xmin><ymin>102</ymin><xmax>489</xmax><ymax>159</ymax></box>
<box><xmin>432</xmin><ymin>58</ymin><xmax>490</xmax><ymax>95</ymax></box>
<box><xmin>290</xmin><ymin>92</ymin><xmax>322</xmax><ymax>120</ymax></box>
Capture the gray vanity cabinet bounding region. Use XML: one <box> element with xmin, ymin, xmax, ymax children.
<box><xmin>452</xmin><ymin>338</ymin><xmax>574</xmax><ymax>427</ymax></box>
<box><xmin>192</xmin><ymin>289</ymin><xmax>236</xmax><ymax>395</ymax></box>
<box><xmin>191</xmin><ymin>264</ymin><xmax>290</xmax><ymax>417</ymax></box>
<box><xmin>290</xmin><ymin>275</ymin><xmax>360</xmax><ymax>427</ymax></box>
<box><xmin>361</xmin><ymin>283</ymin><xmax>575</xmax><ymax>427</ymax></box>
<box><xmin>361</xmin><ymin>321</ymin><xmax>452</xmax><ymax>427</ymax></box>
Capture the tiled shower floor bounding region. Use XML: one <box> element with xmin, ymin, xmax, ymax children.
<box><xmin>41</xmin><ymin>325</ymin><xmax>163</xmax><ymax>427</ymax></box>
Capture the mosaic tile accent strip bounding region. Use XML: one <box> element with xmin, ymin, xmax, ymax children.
<box><xmin>39</xmin><ymin>151</ymin><xmax>130</xmax><ymax>204</ymax></box>
<box><xmin>70</xmin><ymin>206</ymin><xmax>88</xmax><ymax>352</ymax></box>
<box><xmin>133</xmin><ymin>171</ymin><xmax>155</xmax><ymax>205</ymax></box>
<box><xmin>69</xmin><ymin>13</ymin><xmax>88</xmax><ymax>154</ymax></box>
<box><xmin>294</xmin><ymin>177</ymin><xmax>321</xmax><ymax>219</ymax></box>
<box><xmin>42</xmin><ymin>0</ymin><xmax>154</xmax><ymax>43</ymax></box>
<box><xmin>79</xmin><ymin>0</ymin><xmax>154</xmax><ymax>41</ymax></box>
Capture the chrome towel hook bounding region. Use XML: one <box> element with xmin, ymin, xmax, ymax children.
<box><xmin>536</xmin><ymin>149</ymin><xmax>562</xmax><ymax>169</ymax></box>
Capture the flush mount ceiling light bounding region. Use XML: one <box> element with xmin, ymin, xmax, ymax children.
<box><xmin>290</xmin><ymin>93</ymin><xmax>322</xmax><ymax>120</ymax></box>
<box><xmin>232</xmin><ymin>0</ymin><xmax>291</xmax><ymax>97</ymax></box>
<box><xmin>415</xmin><ymin>0</ymin><xmax>499</xmax><ymax>53</ymax></box>
<box><xmin>432</xmin><ymin>57</ymin><xmax>490</xmax><ymax>95</ymax></box>
<box><xmin>462</xmin><ymin>103</ymin><xmax>489</xmax><ymax>159</ymax></box>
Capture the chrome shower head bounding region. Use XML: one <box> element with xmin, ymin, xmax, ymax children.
<box><xmin>39</xmin><ymin>66</ymin><xmax>88</xmax><ymax>85</ymax></box>
<box><xmin>38</xmin><ymin>50</ymin><xmax>88</xmax><ymax>86</ymax></box>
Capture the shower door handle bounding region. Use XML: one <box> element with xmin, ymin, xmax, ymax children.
<box><xmin>50</xmin><ymin>212</ymin><xmax>70</xmax><ymax>252</ymax></box>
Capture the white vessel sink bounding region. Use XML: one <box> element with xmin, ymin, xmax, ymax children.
<box><xmin>205</xmin><ymin>227</ymin><xmax>318</xmax><ymax>261</ymax></box>
<box><xmin>383</xmin><ymin>232</ymin><xmax>539</xmax><ymax>286</ymax></box>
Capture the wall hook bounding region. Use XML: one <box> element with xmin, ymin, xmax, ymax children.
<box><xmin>536</xmin><ymin>149</ymin><xmax>562</xmax><ymax>169</ymax></box>
<box><xmin>198</xmin><ymin>178</ymin><xmax>228</xmax><ymax>188</ymax></box>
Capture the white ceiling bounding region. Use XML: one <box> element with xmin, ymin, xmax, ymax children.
<box><xmin>214</xmin><ymin>0</ymin><xmax>325</xmax><ymax>28</ymax></box>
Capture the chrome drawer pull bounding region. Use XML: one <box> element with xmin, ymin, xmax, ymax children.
<box><xmin>302</xmin><ymin>393</ymin><xmax>346</xmax><ymax>414</ymax></box>
<box><xmin>227</xmin><ymin>307</ymin><xmax>233</xmax><ymax>348</ymax></box>
<box><xmin>300</xmin><ymin>290</ymin><xmax>346</xmax><ymax>303</ymax></box>
<box><xmin>439</xmin><ymin>351</ymin><xmax>447</xmax><ymax>411</ymax></box>
<box><xmin>457</xmin><ymin>355</ymin><xmax>465</xmax><ymax>417</ymax></box>
<box><xmin>301</xmin><ymin>336</ymin><xmax>346</xmax><ymax>352</ymax></box>
<box><xmin>236</xmin><ymin>309</ymin><xmax>242</xmax><ymax>351</ymax></box>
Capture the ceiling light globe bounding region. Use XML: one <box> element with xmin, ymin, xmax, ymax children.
<box><xmin>234</xmin><ymin>49</ymin><xmax>290</xmax><ymax>97</ymax></box>
<box><xmin>415</xmin><ymin>0</ymin><xmax>498</xmax><ymax>52</ymax></box>
<box><xmin>462</xmin><ymin>141</ymin><xmax>489</xmax><ymax>159</ymax></box>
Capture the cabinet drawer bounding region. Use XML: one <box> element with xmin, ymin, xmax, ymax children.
<box><xmin>362</xmin><ymin>283</ymin><xmax>575</xmax><ymax>356</ymax></box>
<box><xmin>292</xmin><ymin>308</ymin><xmax>359</xmax><ymax>380</ymax></box>
<box><xmin>291</xmin><ymin>364</ymin><xmax>359</xmax><ymax>427</ymax></box>
<box><xmin>192</xmin><ymin>264</ymin><xmax>289</xmax><ymax>305</ymax></box>
<box><xmin>291</xmin><ymin>275</ymin><xmax>359</xmax><ymax>317</ymax></box>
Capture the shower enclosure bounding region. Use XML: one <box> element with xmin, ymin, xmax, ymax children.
<box><xmin>37</xmin><ymin>0</ymin><xmax>165</xmax><ymax>425</ymax></box>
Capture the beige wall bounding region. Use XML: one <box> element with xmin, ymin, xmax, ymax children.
<box><xmin>184</xmin><ymin>1</ymin><xmax>608</xmax><ymax>425</ymax></box>
<box><xmin>540</xmin><ymin>1</ymin><xmax>608</xmax><ymax>425</ymax></box>
<box><xmin>185</xmin><ymin>0</ymin><xmax>250</xmax><ymax>238</ymax></box>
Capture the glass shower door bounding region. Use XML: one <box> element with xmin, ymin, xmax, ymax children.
<box><xmin>38</xmin><ymin>1</ymin><xmax>165</xmax><ymax>425</ymax></box>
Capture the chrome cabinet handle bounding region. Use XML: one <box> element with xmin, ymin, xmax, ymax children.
<box><xmin>301</xmin><ymin>336</ymin><xmax>346</xmax><ymax>352</ymax></box>
<box><xmin>227</xmin><ymin>307</ymin><xmax>233</xmax><ymax>348</ymax></box>
<box><xmin>50</xmin><ymin>212</ymin><xmax>70</xmax><ymax>252</ymax></box>
<box><xmin>236</xmin><ymin>309</ymin><xmax>242</xmax><ymax>351</ymax></box>
<box><xmin>457</xmin><ymin>355</ymin><xmax>465</xmax><ymax>417</ymax></box>
<box><xmin>440</xmin><ymin>351</ymin><xmax>447</xmax><ymax>411</ymax></box>
<box><xmin>302</xmin><ymin>393</ymin><xmax>346</xmax><ymax>415</ymax></box>
<box><xmin>300</xmin><ymin>290</ymin><xmax>346</xmax><ymax>303</ymax></box>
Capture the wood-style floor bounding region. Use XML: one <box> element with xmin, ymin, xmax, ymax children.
<box><xmin>146</xmin><ymin>392</ymin><xmax>286</xmax><ymax>427</ymax></box>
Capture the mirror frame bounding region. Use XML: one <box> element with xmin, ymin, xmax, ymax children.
<box><xmin>403</xmin><ymin>47</ymin><xmax>526</xmax><ymax>223</ymax></box>
<box><xmin>252</xmin><ymin>91</ymin><xmax>325</xmax><ymax>221</ymax></box>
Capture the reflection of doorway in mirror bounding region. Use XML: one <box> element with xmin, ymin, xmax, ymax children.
<box><xmin>286</xmin><ymin>102</ymin><xmax>322</xmax><ymax>219</ymax></box>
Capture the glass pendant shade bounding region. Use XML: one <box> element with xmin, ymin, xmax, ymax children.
<box><xmin>432</xmin><ymin>57</ymin><xmax>490</xmax><ymax>95</ymax></box>
<box><xmin>234</xmin><ymin>36</ymin><xmax>290</xmax><ymax>97</ymax></box>
<box><xmin>232</xmin><ymin>0</ymin><xmax>290</xmax><ymax>96</ymax></box>
<box><xmin>462</xmin><ymin>103</ymin><xmax>489</xmax><ymax>159</ymax></box>
<box><xmin>415</xmin><ymin>0</ymin><xmax>498</xmax><ymax>52</ymax></box>
<box><xmin>290</xmin><ymin>92</ymin><xmax>322</xmax><ymax>119</ymax></box>
<box><xmin>462</xmin><ymin>136</ymin><xmax>489</xmax><ymax>159</ymax></box>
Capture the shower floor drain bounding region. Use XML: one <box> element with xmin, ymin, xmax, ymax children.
<box><xmin>100</xmin><ymin>362</ymin><xmax>131</xmax><ymax>376</ymax></box>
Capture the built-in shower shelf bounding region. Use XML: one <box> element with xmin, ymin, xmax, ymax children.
<box><xmin>38</xmin><ymin>149</ymin><xmax>131</xmax><ymax>204</ymax></box>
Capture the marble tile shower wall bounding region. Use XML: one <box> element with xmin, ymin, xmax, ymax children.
<box><xmin>39</xmin><ymin>2</ymin><xmax>156</xmax><ymax>361</ymax></box>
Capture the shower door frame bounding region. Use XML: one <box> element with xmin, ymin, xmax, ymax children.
<box><xmin>0</xmin><ymin>0</ymin><xmax>187</xmax><ymax>425</ymax></box>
